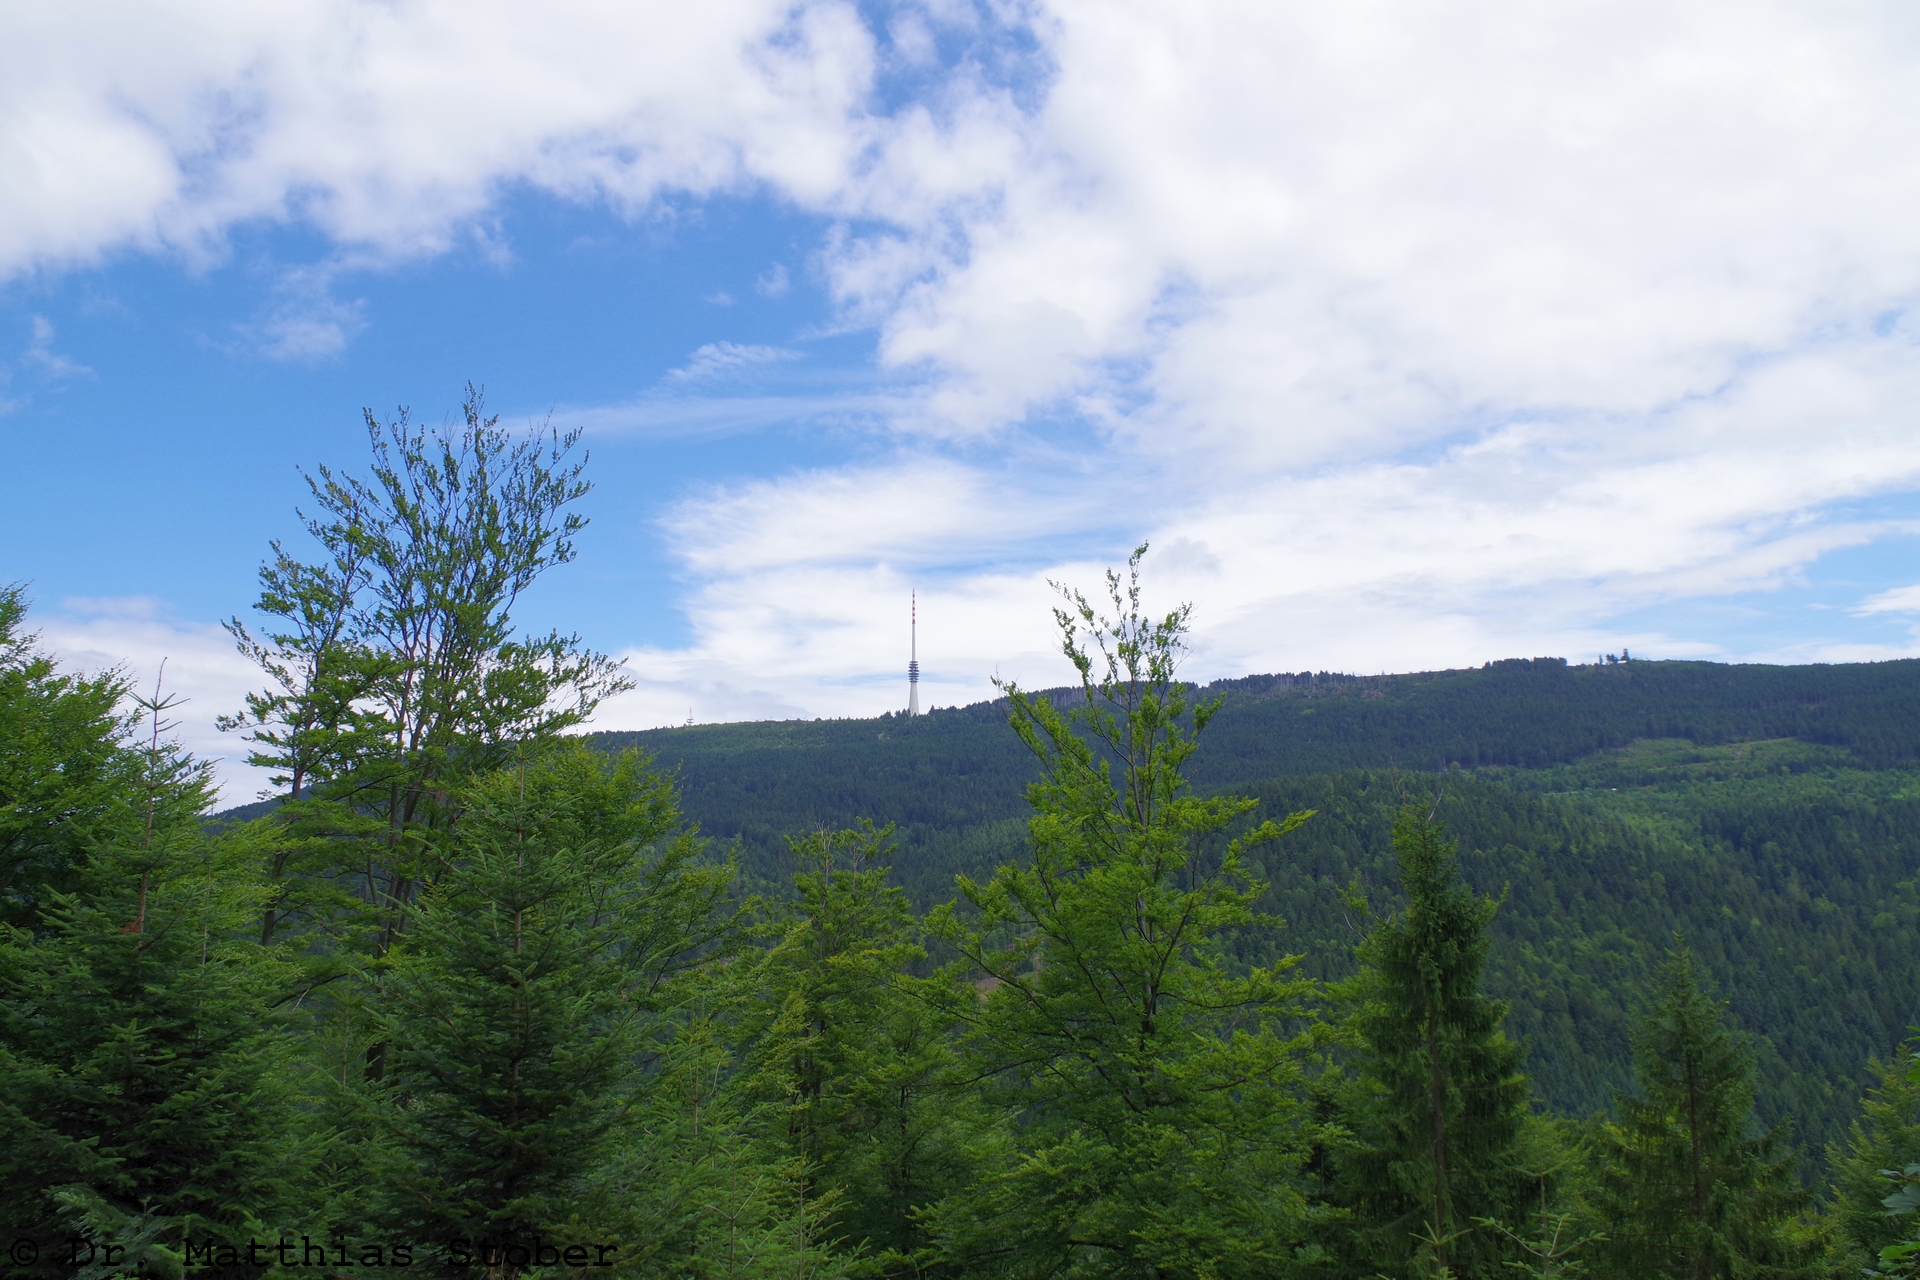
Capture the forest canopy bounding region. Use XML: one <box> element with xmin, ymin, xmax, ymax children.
<box><xmin>4</xmin><ymin>396</ymin><xmax>1920</xmax><ymax>1280</ymax></box>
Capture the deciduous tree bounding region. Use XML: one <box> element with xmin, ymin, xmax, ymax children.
<box><xmin>223</xmin><ymin>385</ymin><xmax>631</xmax><ymax>963</ymax></box>
<box><xmin>925</xmin><ymin>546</ymin><xmax>1326</xmax><ymax>1278</ymax></box>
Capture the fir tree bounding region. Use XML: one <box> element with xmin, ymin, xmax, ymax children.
<box><xmin>0</xmin><ymin>584</ymin><xmax>161</xmax><ymax>932</ymax></box>
<box><xmin>0</xmin><ymin>677</ymin><xmax>303</xmax><ymax>1277</ymax></box>
<box><xmin>1829</xmin><ymin>1043</ymin><xmax>1920</xmax><ymax>1269</ymax></box>
<box><xmin>590</xmin><ymin>1003</ymin><xmax>852</xmax><ymax>1280</ymax></box>
<box><xmin>365</xmin><ymin>744</ymin><xmax>733</xmax><ymax>1273</ymax></box>
<box><xmin>1334</xmin><ymin>803</ymin><xmax>1534</xmax><ymax>1279</ymax></box>
<box><xmin>1592</xmin><ymin>944</ymin><xmax>1818</xmax><ymax>1280</ymax></box>
<box><xmin>746</xmin><ymin>820</ymin><xmax>984</xmax><ymax>1270</ymax></box>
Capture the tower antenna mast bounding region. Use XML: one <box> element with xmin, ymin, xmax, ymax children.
<box><xmin>907</xmin><ymin>591</ymin><xmax>921</xmax><ymax>716</ymax></box>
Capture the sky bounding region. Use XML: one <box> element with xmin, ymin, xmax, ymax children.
<box><xmin>6</xmin><ymin>0</ymin><xmax>1920</xmax><ymax>801</ymax></box>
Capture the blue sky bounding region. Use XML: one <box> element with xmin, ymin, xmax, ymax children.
<box><xmin>1</xmin><ymin>192</ymin><xmax>864</xmax><ymax>648</ymax></box>
<box><xmin>5</xmin><ymin>0</ymin><xmax>1920</xmax><ymax>798</ymax></box>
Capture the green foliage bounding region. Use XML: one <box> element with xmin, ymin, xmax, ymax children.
<box><xmin>0</xmin><ymin>599</ymin><xmax>292</xmax><ymax>1276</ymax></box>
<box><xmin>1591</xmin><ymin>945</ymin><xmax>1818</xmax><ymax>1280</ymax></box>
<box><xmin>1</xmin><ymin>584</ymin><xmax>198</xmax><ymax>932</ymax></box>
<box><xmin>588</xmin><ymin>1004</ymin><xmax>853</xmax><ymax>1280</ymax></box>
<box><xmin>1182</xmin><ymin>758</ymin><xmax>1920</xmax><ymax>1171</ymax></box>
<box><xmin>21</xmin><ymin>442</ymin><xmax>1920</xmax><ymax>1280</ymax></box>
<box><xmin>924</xmin><ymin>548</ymin><xmax>1325</xmax><ymax>1278</ymax></box>
<box><xmin>1869</xmin><ymin>1153</ymin><xmax>1920</xmax><ymax>1279</ymax></box>
<box><xmin>1464</xmin><ymin>1119</ymin><xmax>1606</xmax><ymax>1280</ymax></box>
<box><xmin>591</xmin><ymin>675</ymin><xmax>1920</xmax><ymax>1174</ymax></box>
<box><xmin>1333</xmin><ymin>804</ymin><xmax>1535</xmax><ymax>1279</ymax></box>
<box><xmin>0</xmin><ymin>766</ymin><xmax>298</xmax><ymax>1275</ymax></box>
<box><xmin>221</xmin><ymin>385</ymin><xmax>632</xmax><ymax>960</ymax></box>
<box><xmin>1832</xmin><ymin>1047</ymin><xmax>1920</xmax><ymax>1273</ymax></box>
<box><xmin>364</xmin><ymin>744</ymin><xmax>732</xmax><ymax>1261</ymax></box>
<box><xmin>744</xmin><ymin>820</ymin><xmax>984</xmax><ymax>1270</ymax></box>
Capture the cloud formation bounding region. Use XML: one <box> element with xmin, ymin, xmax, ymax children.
<box><xmin>668</xmin><ymin>341</ymin><xmax>803</xmax><ymax>381</ymax></box>
<box><xmin>32</xmin><ymin>597</ymin><xmax>262</xmax><ymax>797</ymax></box>
<box><xmin>602</xmin><ymin>0</ymin><xmax>1920</xmax><ymax>725</ymax></box>
<box><xmin>12</xmin><ymin>0</ymin><xmax>1920</xmax><ymax>785</ymax></box>
<box><xmin>23</xmin><ymin>316</ymin><xmax>91</xmax><ymax>379</ymax></box>
<box><xmin>1857</xmin><ymin>584</ymin><xmax>1920</xmax><ymax>616</ymax></box>
<box><xmin>0</xmin><ymin>0</ymin><xmax>880</xmax><ymax>275</ymax></box>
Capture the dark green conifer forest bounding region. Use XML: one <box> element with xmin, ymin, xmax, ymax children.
<box><xmin>6</xmin><ymin>392</ymin><xmax>1920</xmax><ymax>1279</ymax></box>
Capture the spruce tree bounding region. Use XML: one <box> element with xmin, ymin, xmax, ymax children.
<box><xmin>1335</xmin><ymin>803</ymin><xmax>1534</xmax><ymax>1279</ymax></box>
<box><xmin>364</xmin><ymin>744</ymin><xmax>734</xmax><ymax>1271</ymax></box>
<box><xmin>0</xmin><ymin>679</ymin><xmax>303</xmax><ymax>1276</ymax></box>
<box><xmin>746</xmin><ymin>821</ymin><xmax>984</xmax><ymax>1269</ymax></box>
<box><xmin>924</xmin><ymin>546</ymin><xmax>1327</xmax><ymax>1278</ymax></box>
<box><xmin>1829</xmin><ymin>1044</ymin><xmax>1920</xmax><ymax>1268</ymax></box>
<box><xmin>1592</xmin><ymin>944</ymin><xmax>1817</xmax><ymax>1280</ymax></box>
<box><xmin>0</xmin><ymin>584</ymin><xmax>156</xmax><ymax>932</ymax></box>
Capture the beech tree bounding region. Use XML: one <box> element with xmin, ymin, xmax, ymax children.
<box><xmin>925</xmin><ymin>546</ymin><xmax>1327</xmax><ymax>1278</ymax></box>
<box><xmin>223</xmin><ymin>385</ymin><xmax>632</xmax><ymax>962</ymax></box>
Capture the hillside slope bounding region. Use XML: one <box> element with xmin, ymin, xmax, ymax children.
<box><xmin>601</xmin><ymin>656</ymin><xmax>1920</xmax><ymax>878</ymax></box>
<box><xmin>215</xmin><ymin>656</ymin><xmax>1920</xmax><ymax>1162</ymax></box>
<box><xmin>590</xmin><ymin>658</ymin><xmax>1920</xmax><ymax>1167</ymax></box>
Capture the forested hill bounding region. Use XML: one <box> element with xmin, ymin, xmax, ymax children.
<box><xmin>211</xmin><ymin>654</ymin><xmax>1920</xmax><ymax>1162</ymax></box>
<box><xmin>49</xmin><ymin>411</ymin><xmax>1920</xmax><ymax>1276</ymax></box>
<box><xmin>594</xmin><ymin>655</ymin><xmax>1920</xmax><ymax>1168</ymax></box>
<box><xmin>598</xmin><ymin>655</ymin><xmax>1920</xmax><ymax>865</ymax></box>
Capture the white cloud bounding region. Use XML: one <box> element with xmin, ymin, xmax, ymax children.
<box><xmin>668</xmin><ymin>341</ymin><xmax>802</xmax><ymax>381</ymax></box>
<box><xmin>666</xmin><ymin>457</ymin><xmax>1016</xmax><ymax>573</ymax></box>
<box><xmin>756</xmin><ymin>262</ymin><xmax>791</xmax><ymax>296</ymax></box>
<box><xmin>565</xmin><ymin>389</ymin><xmax>913</xmax><ymax>440</ymax></box>
<box><xmin>36</xmin><ymin>598</ymin><xmax>261</xmax><ymax>801</ymax></box>
<box><xmin>20</xmin><ymin>0</ymin><xmax>1920</xmax><ymax>748</ymax></box>
<box><xmin>599</xmin><ymin>562</ymin><xmax>1069</xmax><ymax>731</ymax></box>
<box><xmin>0</xmin><ymin>0</ymin><xmax>879</xmax><ymax>276</ymax></box>
<box><xmin>24</xmin><ymin>316</ymin><xmax>91</xmax><ymax>378</ymax></box>
<box><xmin>1856</xmin><ymin>584</ymin><xmax>1920</xmax><ymax>615</ymax></box>
<box><xmin>246</xmin><ymin>264</ymin><xmax>366</xmax><ymax>360</ymax></box>
<box><xmin>833</xmin><ymin>0</ymin><xmax>1920</xmax><ymax>455</ymax></box>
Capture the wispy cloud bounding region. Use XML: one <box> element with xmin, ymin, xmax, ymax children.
<box><xmin>23</xmin><ymin>316</ymin><xmax>91</xmax><ymax>379</ymax></box>
<box><xmin>756</xmin><ymin>263</ymin><xmax>791</xmax><ymax>297</ymax></box>
<box><xmin>244</xmin><ymin>265</ymin><xmax>366</xmax><ymax>361</ymax></box>
<box><xmin>565</xmin><ymin>390</ymin><xmax>909</xmax><ymax>441</ymax></box>
<box><xmin>1856</xmin><ymin>584</ymin><xmax>1920</xmax><ymax>615</ymax></box>
<box><xmin>667</xmin><ymin>341</ymin><xmax>802</xmax><ymax>381</ymax></box>
<box><xmin>60</xmin><ymin>595</ymin><xmax>168</xmax><ymax>620</ymax></box>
